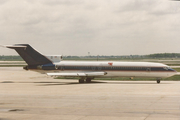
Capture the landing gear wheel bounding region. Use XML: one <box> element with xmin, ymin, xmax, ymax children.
<box><xmin>157</xmin><ymin>80</ymin><xmax>160</xmax><ymax>84</ymax></box>
<box><xmin>86</xmin><ymin>78</ymin><xmax>91</xmax><ymax>83</ymax></box>
<box><xmin>79</xmin><ymin>79</ymin><xmax>84</xmax><ymax>83</ymax></box>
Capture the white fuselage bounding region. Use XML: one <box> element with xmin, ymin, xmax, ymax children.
<box><xmin>34</xmin><ymin>61</ymin><xmax>177</xmax><ymax>79</ymax></box>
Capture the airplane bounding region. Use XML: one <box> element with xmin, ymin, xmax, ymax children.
<box><xmin>2</xmin><ymin>44</ymin><xmax>177</xmax><ymax>84</ymax></box>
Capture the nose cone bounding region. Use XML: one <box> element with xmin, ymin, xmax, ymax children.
<box><xmin>169</xmin><ymin>67</ymin><xmax>177</xmax><ymax>76</ymax></box>
<box><xmin>164</xmin><ymin>65</ymin><xmax>177</xmax><ymax>77</ymax></box>
<box><xmin>170</xmin><ymin>68</ymin><xmax>176</xmax><ymax>72</ymax></box>
<box><xmin>173</xmin><ymin>69</ymin><xmax>177</xmax><ymax>74</ymax></box>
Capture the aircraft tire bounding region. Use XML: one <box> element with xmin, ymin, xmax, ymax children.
<box><xmin>79</xmin><ymin>79</ymin><xmax>84</xmax><ymax>83</ymax></box>
<box><xmin>157</xmin><ymin>80</ymin><xmax>160</xmax><ymax>84</ymax></box>
<box><xmin>86</xmin><ymin>78</ymin><xmax>91</xmax><ymax>83</ymax></box>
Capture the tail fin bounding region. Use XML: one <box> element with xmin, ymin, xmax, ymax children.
<box><xmin>5</xmin><ymin>44</ymin><xmax>52</xmax><ymax>66</ymax></box>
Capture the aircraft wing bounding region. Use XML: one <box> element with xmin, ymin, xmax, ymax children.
<box><xmin>47</xmin><ymin>72</ymin><xmax>107</xmax><ymax>77</ymax></box>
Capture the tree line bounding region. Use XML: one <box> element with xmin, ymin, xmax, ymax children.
<box><xmin>1</xmin><ymin>53</ymin><xmax>180</xmax><ymax>61</ymax></box>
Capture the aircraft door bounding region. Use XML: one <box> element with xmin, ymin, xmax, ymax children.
<box><xmin>61</xmin><ymin>65</ymin><xmax>64</xmax><ymax>71</ymax></box>
<box><xmin>98</xmin><ymin>66</ymin><xmax>102</xmax><ymax>71</ymax></box>
<box><xmin>91</xmin><ymin>66</ymin><xmax>96</xmax><ymax>71</ymax></box>
<box><xmin>98</xmin><ymin>64</ymin><xmax>102</xmax><ymax>71</ymax></box>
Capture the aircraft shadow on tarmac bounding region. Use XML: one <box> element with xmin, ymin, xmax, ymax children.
<box><xmin>35</xmin><ymin>81</ymin><xmax>107</xmax><ymax>86</ymax></box>
<box><xmin>34</xmin><ymin>81</ymin><xmax>169</xmax><ymax>86</ymax></box>
<box><xmin>0</xmin><ymin>81</ymin><xmax>169</xmax><ymax>86</ymax></box>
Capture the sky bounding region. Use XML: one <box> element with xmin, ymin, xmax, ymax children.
<box><xmin>0</xmin><ymin>0</ymin><xmax>180</xmax><ymax>56</ymax></box>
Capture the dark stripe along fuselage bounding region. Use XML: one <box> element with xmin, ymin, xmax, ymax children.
<box><xmin>30</xmin><ymin>64</ymin><xmax>175</xmax><ymax>72</ymax></box>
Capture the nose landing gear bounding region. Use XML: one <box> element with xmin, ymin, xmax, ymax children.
<box><xmin>157</xmin><ymin>80</ymin><xmax>160</xmax><ymax>84</ymax></box>
<box><xmin>156</xmin><ymin>78</ymin><xmax>161</xmax><ymax>84</ymax></box>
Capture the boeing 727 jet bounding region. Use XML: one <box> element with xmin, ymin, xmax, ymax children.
<box><xmin>2</xmin><ymin>44</ymin><xmax>177</xmax><ymax>83</ymax></box>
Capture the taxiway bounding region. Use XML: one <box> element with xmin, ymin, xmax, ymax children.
<box><xmin>0</xmin><ymin>67</ymin><xmax>179</xmax><ymax>120</ymax></box>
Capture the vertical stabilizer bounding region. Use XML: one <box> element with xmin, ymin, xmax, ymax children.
<box><xmin>5</xmin><ymin>44</ymin><xmax>52</xmax><ymax>66</ymax></box>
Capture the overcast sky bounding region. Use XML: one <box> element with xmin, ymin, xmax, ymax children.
<box><xmin>0</xmin><ymin>0</ymin><xmax>180</xmax><ymax>56</ymax></box>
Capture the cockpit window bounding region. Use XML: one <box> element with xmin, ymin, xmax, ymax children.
<box><xmin>163</xmin><ymin>67</ymin><xmax>168</xmax><ymax>70</ymax></box>
<box><xmin>163</xmin><ymin>67</ymin><xmax>170</xmax><ymax>70</ymax></box>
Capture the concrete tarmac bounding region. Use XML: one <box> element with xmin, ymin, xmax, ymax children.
<box><xmin>0</xmin><ymin>67</ymin><xmax>180</xmax><ymax>120</ymax></box>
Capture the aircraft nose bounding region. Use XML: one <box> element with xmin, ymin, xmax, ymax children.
<box><xmin>171</xmin><ymin>68</ymin><xmax>177</xmax><ymax>72</ymax></box>
<box><xmin>171</xmin><ymin>68</ymin><xmax>177</xmax><ymax>75</ymax></box>
<box><xmin>168</xmin><ymin>66</ymin><xmax>177</xmax><ymax>73</ymax></box>
<box><xmin>173</xmin><ymin>69</ymin><xmax>177</xmax><ymax>73</ymax></box>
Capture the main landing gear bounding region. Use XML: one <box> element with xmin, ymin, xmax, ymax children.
<box><xmin>79</xmin><ymin>78</ymin><xmax>92</xmax><ymax>83</ymax></box>
<box><xmin>79</xmin><ymin>79</ymin><xmax>84</xmax><ymax>83</ymax></box>
<box><xmin>86</xmin><ymin>78</ymin><xmax>92</xmax><ymax>83</ymax></box>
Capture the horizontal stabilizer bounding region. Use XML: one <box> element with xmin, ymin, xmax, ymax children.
<box><xmin>5</xmin><ymin>45</ymin><xmax>27</xmax><ymax>48</ymax></box>
<box><xmin>0</xmin><ymin>45</ymin><xmax>7</xmax><ymax>48</ymax></box>
<box><xmin>47</xmin><ymin>72</ymin><xmax>107</xmax><ymax>77</ymax></box>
